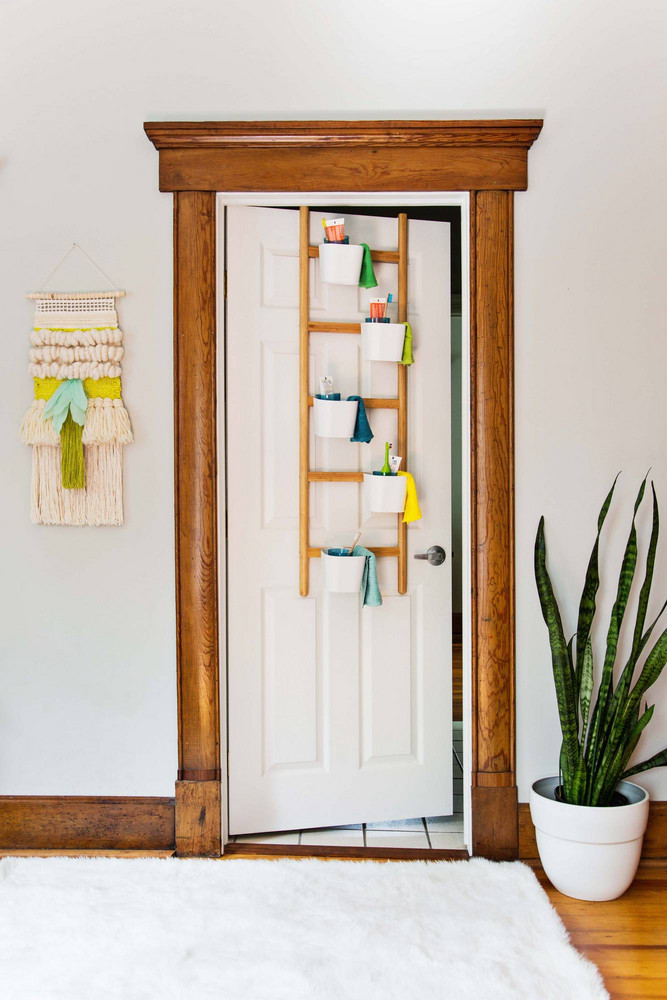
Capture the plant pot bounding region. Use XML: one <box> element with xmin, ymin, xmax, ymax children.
<box><xmin>529</xmin><ymin>776</ymin><xmax>649</xmax><ymax>901</ymax></box>
<box><xmin>321</xmin><ymin>547</ymin><xmax>366</xmax><ymax>593</ymax></box>
<box><xmin>363</xmin><ymin>473</ymin><xmax>407</xmax><ymax>513</ymax></box>
<box><xmin>319</xmin><ymin>243</ymin><xmax>364</xmax><ymax>285</ymax></box>
<box><xmin>313</xmin><ymin>397</ymin><xmax>358</xmax><ymax>438</ymax></box>
<box><xmin>361</xmin><ymin>323</ymin><xmax>407</xmax><ymax>362</ymax></box>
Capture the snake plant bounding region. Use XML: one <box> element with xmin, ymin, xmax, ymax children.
<box><xmin>535</xmin><ymin>475</ymin><xmax>667</xmax><ymax>806</ymax></box>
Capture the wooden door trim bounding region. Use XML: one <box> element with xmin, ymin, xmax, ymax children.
<box><xmin>145</xmin><ymin>119</ymin><xmax>543</xmax><ymax>858</ymax></box>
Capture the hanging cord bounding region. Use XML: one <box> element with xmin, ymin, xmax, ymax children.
<box><xmin>27</xmin><ymin>243</ymin><xmax>124</xmax><ymax>299</ymax></box>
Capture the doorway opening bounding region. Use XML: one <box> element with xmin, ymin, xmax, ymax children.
<box><xmin>219</xmin><ymin>194</ymin><xmax>470</xmax><ymax>857</ymax></box>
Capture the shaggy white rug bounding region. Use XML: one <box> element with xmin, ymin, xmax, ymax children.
<box><xmin>0</xmin><ymin>857</ymin><xmax>607</xmax><ymax>999</ymax></box>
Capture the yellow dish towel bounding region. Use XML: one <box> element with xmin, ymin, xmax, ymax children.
<box><xmin>397</xmin><ymin>471</ymin><xmax>422</xmax><ymax>523</ymax></box>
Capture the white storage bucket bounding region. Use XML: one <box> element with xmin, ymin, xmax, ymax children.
<box><xmin>364</xmin><ymin>472</ymin><xmax>407</xmax><ymax>513</ymax></box>
<box><xmin>319</xmin><ymin>243</ymin><xmax>364</xmax><ymax>285</ymax></box>
<box><xmin>321</xmin><ymin>547</ymin><xmax>366</xmax><ymax>593</ymax></box>
<box><xmin>362</xmin><ymin>323</ymin><xmax>406</xmax><ymax>362</ymax></box>
<box><xmin>313</xmin><ymin>397</ymin><xmax>358</xmax><ymax>438</ymax></box>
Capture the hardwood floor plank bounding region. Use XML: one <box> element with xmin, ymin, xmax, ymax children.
<box><xmin>536</xmin><ymin>864</ymin><xmax>667</xmax><ymax>999</ymax></box>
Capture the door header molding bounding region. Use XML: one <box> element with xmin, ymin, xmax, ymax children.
<box><xmin>144</xmin><ymin>118</ymin><xmax>543</xmax><ymax>193</ymax></box>
<box><xmin>144</xmin><ymin>119</ymin><xmax>543</xmax><ymax>149</ymax></box>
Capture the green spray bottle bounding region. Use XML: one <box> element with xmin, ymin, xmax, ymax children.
<box><xmin>381</xmin><ymin>441</ymin><xmax>392</xmax><ymax>476</ymax></box>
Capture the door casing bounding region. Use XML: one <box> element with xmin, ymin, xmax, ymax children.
<box><xmin>144</xmin><ymin>119</ymin><xmax>543</xmax><ymax>859</ymax></box>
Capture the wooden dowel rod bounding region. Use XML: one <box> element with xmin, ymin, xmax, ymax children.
<box><xmin>397</xmin><ymin>213</ymin><xmax>408</xmax><ymax>595</ymax></box>
<box><xmin>309</xmin><ymin>246</ymin><xmax>399</xmax><ymax>264</ymax></box>
<box><xmin>299</xmin><ymin>206</ymin><xmax>310</xmax><ymax>597</ymax></box>
<box><xmin>307</xmin><ymin>546</ymin><xmax>399</xmax><ymax>559</ymax></box>
<box><xmin>308</xmin><ymin>396</ymin><xmax>399</xmax><ymax>409</ymax></box>
<box><xmin>308</xmin><ymin>321</ymin><xmax>361</xmax><ymax>334</ymax></box>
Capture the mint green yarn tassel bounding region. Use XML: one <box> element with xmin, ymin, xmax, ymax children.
<box><xmin>43</xmin><ymin>378</ymin><xmax>87</xmax><ymax>433</ymax></box>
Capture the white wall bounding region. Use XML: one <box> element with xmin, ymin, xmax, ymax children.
<box><xmin>2</xmin><ymin>0</ymin><xmax>666</xmax><ymax>799</ymax></box>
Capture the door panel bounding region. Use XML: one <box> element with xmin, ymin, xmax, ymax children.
<box><xmin>227</xmin><ymin>207</ymin><xmax>451</xmax><ymax>834</ymax></box>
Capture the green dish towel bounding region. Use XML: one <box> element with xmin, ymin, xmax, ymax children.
<box><xmin>399</xmin><ymin>322</ymin><xmax>414</xmax><ymax>365</ymax></box>
<box><xmin>353</xmin><ymin>545</ymin><xmax>382</xmax><ymax>607</ymax></box>
<box><xmin>359</xmin><ymin>243</ymin><xmax>378</xmax><ymax>289</ymax></box>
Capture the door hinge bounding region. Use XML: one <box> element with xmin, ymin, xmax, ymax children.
<box><xmin>224</xmin><ymin>269</ymin><xmax>228</xmax><ymax>299</ymax></box>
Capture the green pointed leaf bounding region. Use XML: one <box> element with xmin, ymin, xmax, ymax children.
<box><xmin>623</xmin><ymin>747</ymin><xmax>667</xmax><ymax>778</ymax></box>
<box><xmin>535</xmin><ymin>516</ymin><xmax>581</xmax><ymax>797</ymax></box>
<box><xmin>579</xmin><ymin>638</ymin><xmax>594</xmax><ymax>748</ymax></box>
<box><xmin>575</xmin><ymin>477</ymin><xmax>617</xmax><ymax>688</ymax></box>
<box><xmin>587</xmin><ymin>478</ymin><xmax>645</xmax><ymax>774</ymax></box>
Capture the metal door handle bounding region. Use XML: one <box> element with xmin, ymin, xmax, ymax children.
<box><xmin>413</xmin><ymin>545</ymin><xmax>446</xmax><ymax>566</ymax></box>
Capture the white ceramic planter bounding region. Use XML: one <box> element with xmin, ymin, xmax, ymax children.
<box><xmin>529</xmin><ymin>776</ymin><xmax>649</xmax><ymax>901</ymax></box>
<box><xmin>363</xmin><ymin>473</ymin><xmax>407</xmax><ymax>513</ymax></box>
<box><xmin>362</xmin><ymin>323</ymin><xmax>406</xmax><ymax>362</ymax></box>
<box><xmin>319</xmin><ymin>243</ymin><xmax>364</xmax><ymax>285</ymax></box>
<box><xmin>313</xmin><ymin>397</ymin><xmax>358</xmax><ymax>438</ymax></box>
<box><xmin>321</xmin><ymin>548</ymin><xmax>366</xmax><ymax>593</ymax></box>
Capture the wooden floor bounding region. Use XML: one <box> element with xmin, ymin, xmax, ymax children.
<box><xmin>534</xmin><ymin>862</ymin><xmax>667</xmax><ymax>999</ymax></box>
<box><xmin>1</xmin><ymin>850</ymin><xmax>664</xmax><ymax>998</ymax></box>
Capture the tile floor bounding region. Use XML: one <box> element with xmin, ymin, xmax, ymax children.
<box><xmin>230</xmin><ymin>723</ymin><xmax>465</xmax><ymax>851</ymax></box>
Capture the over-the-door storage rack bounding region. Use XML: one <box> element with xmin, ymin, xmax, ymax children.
<box><xmin>299</xmin><ymin>206</ymin><xmax>409</xmax><ymax>597</ymax></box>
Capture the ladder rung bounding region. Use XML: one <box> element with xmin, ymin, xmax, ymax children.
<box><xmin>308</xmin><ymin>321</ymin><xmax>360</xmax><ymax>334</ymax></box>
<box><xmin>307</xmin><ymin>545</ymin><xmax>400</xmax><ymax>559</ymax></box>
<box><xmin>309</xmin><ymin>246</ymin><xmax>399</xmax><ymax>264</ymax></box>
<box><xmin>308</xmin><ymin>396</ymin><xmax>399</xmax><ymax>409</ymax></box>
<box><xmin>308</xmin><ymin>471</ymin><xmax>363</xmax><ymax>482</ymax></box>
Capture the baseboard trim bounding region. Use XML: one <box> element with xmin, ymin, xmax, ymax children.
<box><xmin>0</xmin><ymin>796</ymin><xmax>175</xmax><ymax>851</ymax></box>
<box><xmin>519</xmin><ymin>799</ymin><xmax>667</xmax><ymax>859</ymax></box>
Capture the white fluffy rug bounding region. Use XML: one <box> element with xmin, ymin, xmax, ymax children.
<box><xmin>0</xmin><ymin>857</ymin><xmax>607</xmax><ymax>999</ymax></box>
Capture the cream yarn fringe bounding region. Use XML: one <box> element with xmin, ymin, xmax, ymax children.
<box><xmin>31</xmin><ymin>328</ymin><xmax>123</xmax><ymax>347</ymax></box>
<box><xmin>20</xmin><ymin>398</ymin><xmax>133</xmax><ymax>447</ymax></box>
<box><xmin>31</xmin><ymin>444</ymin><xmax>124</xmax><ymax>526</ymax></box>
<box><xmin>29</xmin><ymin>344</ymin><xmax>124</xmax><ymax>364</ymax></box>
<box><xmin>28</xmin><ymin>360</ymin><xmax>122</xmax><ymax>379</ymax></box>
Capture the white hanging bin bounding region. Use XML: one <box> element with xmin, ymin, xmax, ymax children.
<box><xmin>362</xmin><ymin>323</ymin><xmax>407</xmax><ymax>363</ymax></box>
<box><xmin>321</xmin><ymin>547</ymin><xmax>366</xmax><ymax>593</ymax></box>
<box><xmin>363</xmin><ymin>472</ymin><xmax>407</xmax><ymax>513</ymax></box>
<box><xmin>313</xmin><ymin>397</ymin><xmax>358</xmax><ymax>438</ymax></box>
<box><xmin>319</xmin><ymin>243</ymin><xmax>364</xmax><ymax>285</ymax></box>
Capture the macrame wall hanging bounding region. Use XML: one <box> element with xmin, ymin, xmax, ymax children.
<box><xmin>19</xmin><ymin>245</ymin><xmax>133</xmax><ymax>526</ymax></box>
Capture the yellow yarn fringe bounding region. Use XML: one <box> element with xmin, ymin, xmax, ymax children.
<box><xmin>31</xmin><ymin>444</ymin><xmax>124</xmax><ymax>526</ymax></box>
<box><xmin>84</xmin><ymin>377</ymin><xmax>122</xmax><ymax>399</ymax></box>
<box><xmin>33</xmin><ymin>376</ymin><xmax>123</xmax><ymax>400</ymax></box>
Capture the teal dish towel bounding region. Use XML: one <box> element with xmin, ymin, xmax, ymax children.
<box><xmin>347</xmin><ymin>395</ymin><xmax>373</xmax><ymax>443</ymax></box>
<box><xmin>353</xmin><ymin>545</ymin><xmax>382</xmax><ymax>607</ymax></box>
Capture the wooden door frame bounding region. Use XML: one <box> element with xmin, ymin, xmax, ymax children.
<box><xmin>144</xmin><ymin>119</ymin><xmax>543</xmax><ymax>858</ymax></box>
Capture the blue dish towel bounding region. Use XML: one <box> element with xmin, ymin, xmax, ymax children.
<box><xmin>314</xmin><ymin>393</ymin><xmax>373</xmax><ymax>443</ymax></box>
<box><xmin>347</xmin><ymin>395</ymin><xmax>373</xmax><ymax>443</ymax></box>
<box><xmin>353</xmin><ymin>545</ymin><xmax>382</xmax><ymax>607</ymax></box>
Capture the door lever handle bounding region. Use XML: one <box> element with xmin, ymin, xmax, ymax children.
<box><xmin>414</xmin><ymin>545</ymin><xmax>446</xmax><ymax>566</ymax></box>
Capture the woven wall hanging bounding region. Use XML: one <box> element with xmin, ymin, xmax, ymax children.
<box><xmin>19</xmin><ymin>246</ymin><xmax>133</xmax><ymax>525</ymax></box>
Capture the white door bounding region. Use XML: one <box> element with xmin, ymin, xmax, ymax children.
<box><xmin>226</xmin><ymin>207</ymin><xmax>452</xmax><ymax>835</ymax></box>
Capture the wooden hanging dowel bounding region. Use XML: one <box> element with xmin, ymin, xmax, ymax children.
<box><xmin>308</xmin><ymin>321</ymin><xmax>361</xmax><ymax>335</ymax></box>
<box><xmin>307</xmin><ymin>396</ymin><xmax>399</xmax><ymax>409</ymax></box>
<box><xmin>308</xmin><ymin>246</ymin><xmax>399</xmax><ymax>264</ymax></box>
<box><xmin>299</xmin><ymin>207</ymin><xmax>310</xmax><ymax>597</ymax></box>
<box><xmin>397</xmin><ymin>213</ymin><xmax>408</xmax><ymax>595</ymax></box>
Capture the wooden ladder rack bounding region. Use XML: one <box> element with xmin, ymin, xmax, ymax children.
<box><xmin>299</xmin><ymin>207</ymin><xmax>408</xmax><ymax>597</ymax></box>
